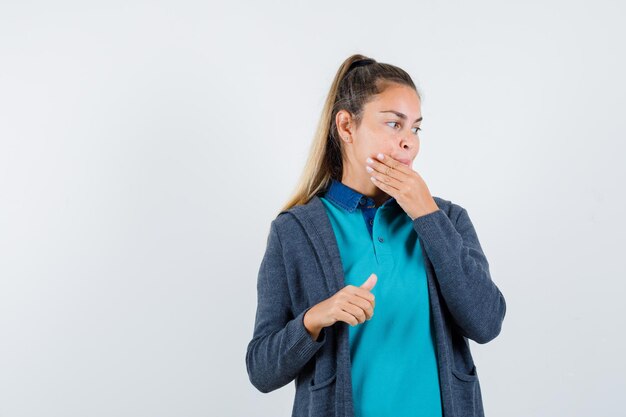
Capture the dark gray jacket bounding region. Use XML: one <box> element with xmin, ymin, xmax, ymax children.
<box><xmin>246</xmin><ymin>194</ymin><xmax>506</xmax><ymax>417</ymax></box>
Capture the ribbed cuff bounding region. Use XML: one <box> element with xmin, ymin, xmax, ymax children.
<box><xmin>285</xmin><ymin>307</ymin><xmax>327</xmax><ymax>362</ymax></box>
<box><xmin>412</xmin><ymin>209</ymin><xmax>453</xmax><ymax>242</ymax></box>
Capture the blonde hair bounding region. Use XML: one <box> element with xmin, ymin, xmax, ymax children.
<box><xmin>278</xmin><ymin>54</ymin><xmax>421</xmax><ymax>215</ymax></box>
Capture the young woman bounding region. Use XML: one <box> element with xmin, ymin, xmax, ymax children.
<box><xmin>246</xmin><ymin>54</ymin><xmax>507</xmax><ymax>417</ymax></box>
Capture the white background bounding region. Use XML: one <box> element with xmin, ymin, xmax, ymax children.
<box><xmin>1</xmin><ymin>1</ymin><xmax>624</xmax><ymax>416</ymax></box>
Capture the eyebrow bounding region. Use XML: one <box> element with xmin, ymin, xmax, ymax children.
<box><xmin>380</xmin><ymin>110</ymin><xmax>423</xmax><ymax>123</ymax></box>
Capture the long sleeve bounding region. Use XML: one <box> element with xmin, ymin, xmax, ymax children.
<box><xmin>412</xmin><ymin>205</ymin><xmax>506</xmax><ymax>344</ymax></box>
<box><xmin>245</xmin><ymin>220</ymin><xmax>327</xmax><ymax>393</ymax></box>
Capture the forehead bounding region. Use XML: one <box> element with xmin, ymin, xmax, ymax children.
<box><xmin>367</xmin><ymin>84</ymin><xmax>421</xmax><ymax>115</ymax></box>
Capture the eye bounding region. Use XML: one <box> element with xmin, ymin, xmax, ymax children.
<box><xmin>387</xmin><ymin>121</ymin><xmax>422</xmax><ymax>135</ymax></box>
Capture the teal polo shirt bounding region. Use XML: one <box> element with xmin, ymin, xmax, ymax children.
<box><xmin>320</xmin><ymin>178</ymin><xmax>443</xmax><ymax>417</ymax></box>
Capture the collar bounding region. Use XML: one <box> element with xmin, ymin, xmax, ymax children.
<box><xmin>322</xmin><ymin>178</ymin><xmax>397</xmax><ymax>212</ymax></box>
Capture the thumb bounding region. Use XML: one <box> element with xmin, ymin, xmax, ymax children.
<box><xmin>360</xmin><ymin>273</ymin><xmax>377</xmax><ymax>291</ymax></box>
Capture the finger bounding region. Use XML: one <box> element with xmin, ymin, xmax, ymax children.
<box><xmin>348</xmin><ymin>296</ymin><xmax>375</xmax><ymax>319</ymax></box>
<box><xmin>345</xmin><ymin>285</ymin><xmax>376</xmax><ymax>306</ymax></box>
<box><xmin>373</xmin><ymin>153</ymin><xmax>412</xmax><ymax>178</ymax></box>
<box><xmin>341</xmin><ymin>302</ymin><xmax>368</xmax><ymax>324</ymax></box>
<box><xmin>377</xmin><ymin>153</ymin><xmax>413</xmax><ymax>173</ymax></box>
<box><xmin>366</xmin><ymin>158</ymin><xmax>405</xmax><ymax>183</ymax></box>
<box><xmin>359</xmin><ymin>273</ymin><xmax>377</xmax><ymax>291</ymax></box>
<box><xmin>338</xmin><ymin>309</ymin><xmax>360</xmax><ymax>326</ymax></box>
<box><xmin>371</xmin><ymin>174</ymin><xmax>400</xmax><ymax>194</ymax></box>
<box><xmin>370</xmin><ymin>168</ymin><xmax>402</xmax><ymax>190</ymax></box>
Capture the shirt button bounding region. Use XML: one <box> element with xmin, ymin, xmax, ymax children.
<box><xmin>369</xmin><ymin>219</ymin><xmax>373</xmax><ymax>225</ymax></box>
<box><xmin>359</xmin><ymin>197</ymin><xmax>367</xmax><ymax>205</ymax></box>
<box><xmin>378</xmin><ymin>237</ymin><xmax>384</xmax><ymax>243</ymax></box>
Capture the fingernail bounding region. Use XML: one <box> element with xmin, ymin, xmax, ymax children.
<box><xmin>377</xmin><ymin>153</ymin><xmax>384</xmax><ymax>159</ymax></box>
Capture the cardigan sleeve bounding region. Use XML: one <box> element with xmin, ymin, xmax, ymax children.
<box><xmin>412</xmin><ymin>204</ymin><xmax>506</xmax><ymax>344</ymax></box>
<box><xmin>246</xmin><ymin>219</ymin><xmax>327</xmax><ymax>393</ymax></box>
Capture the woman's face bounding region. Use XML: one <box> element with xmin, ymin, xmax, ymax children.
<box><xmin>336</xmin><ymin>82</ymin><xmax>422</xmax><ymax>196</ymax></box>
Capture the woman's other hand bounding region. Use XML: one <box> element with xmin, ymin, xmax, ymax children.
<box><xmin>303</xmin><ymin>273</ymin><xmax>377</xmax><ymax>340</ymax></box>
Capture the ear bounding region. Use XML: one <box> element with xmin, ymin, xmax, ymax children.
<box><xmin>336</xmin><ymin>110</ymin><xmax>354</xmax><ymax>143</ymax></box>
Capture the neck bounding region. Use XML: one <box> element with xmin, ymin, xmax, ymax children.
<box><xmin>341</xmin><ymin>166</ymin><xmax>390</xmax><ymax>207</ymax></box>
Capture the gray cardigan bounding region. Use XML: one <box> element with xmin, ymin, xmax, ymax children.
<box><xmin>246</xmin><ymin>194</ymin><xmax>506</xmax><ymax>417</ymax></box>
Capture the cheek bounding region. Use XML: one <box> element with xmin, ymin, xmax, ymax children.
<box><xmin>355</xmin><ymin>134</ymin><xmax>377</xmax><ymax>155</ymax></box>
<box><xmin>357</xmin><ymin>126</ymin><xmax>394</xmax><ymax>156</ymax></box>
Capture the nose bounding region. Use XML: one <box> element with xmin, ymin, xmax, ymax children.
<box><xmin>399</xmin><ymin>133</ymin><xmax>417</xmax><ymax>151</ymax></box>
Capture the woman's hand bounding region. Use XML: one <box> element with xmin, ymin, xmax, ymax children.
<box><xmin>366</xmin><ymin>152</ymin><xmax>439</xmax><ymax>220</ymax></box>
<box><xmin>303</xmin><ymin>273</ymin><xmax>377</xmax><ymax>341</ymax></box>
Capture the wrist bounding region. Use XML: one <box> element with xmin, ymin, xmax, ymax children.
<box><xmin>303</xmin><ymin>307</ymin><xmax>322</xmax><ymax>340</ymax></box>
